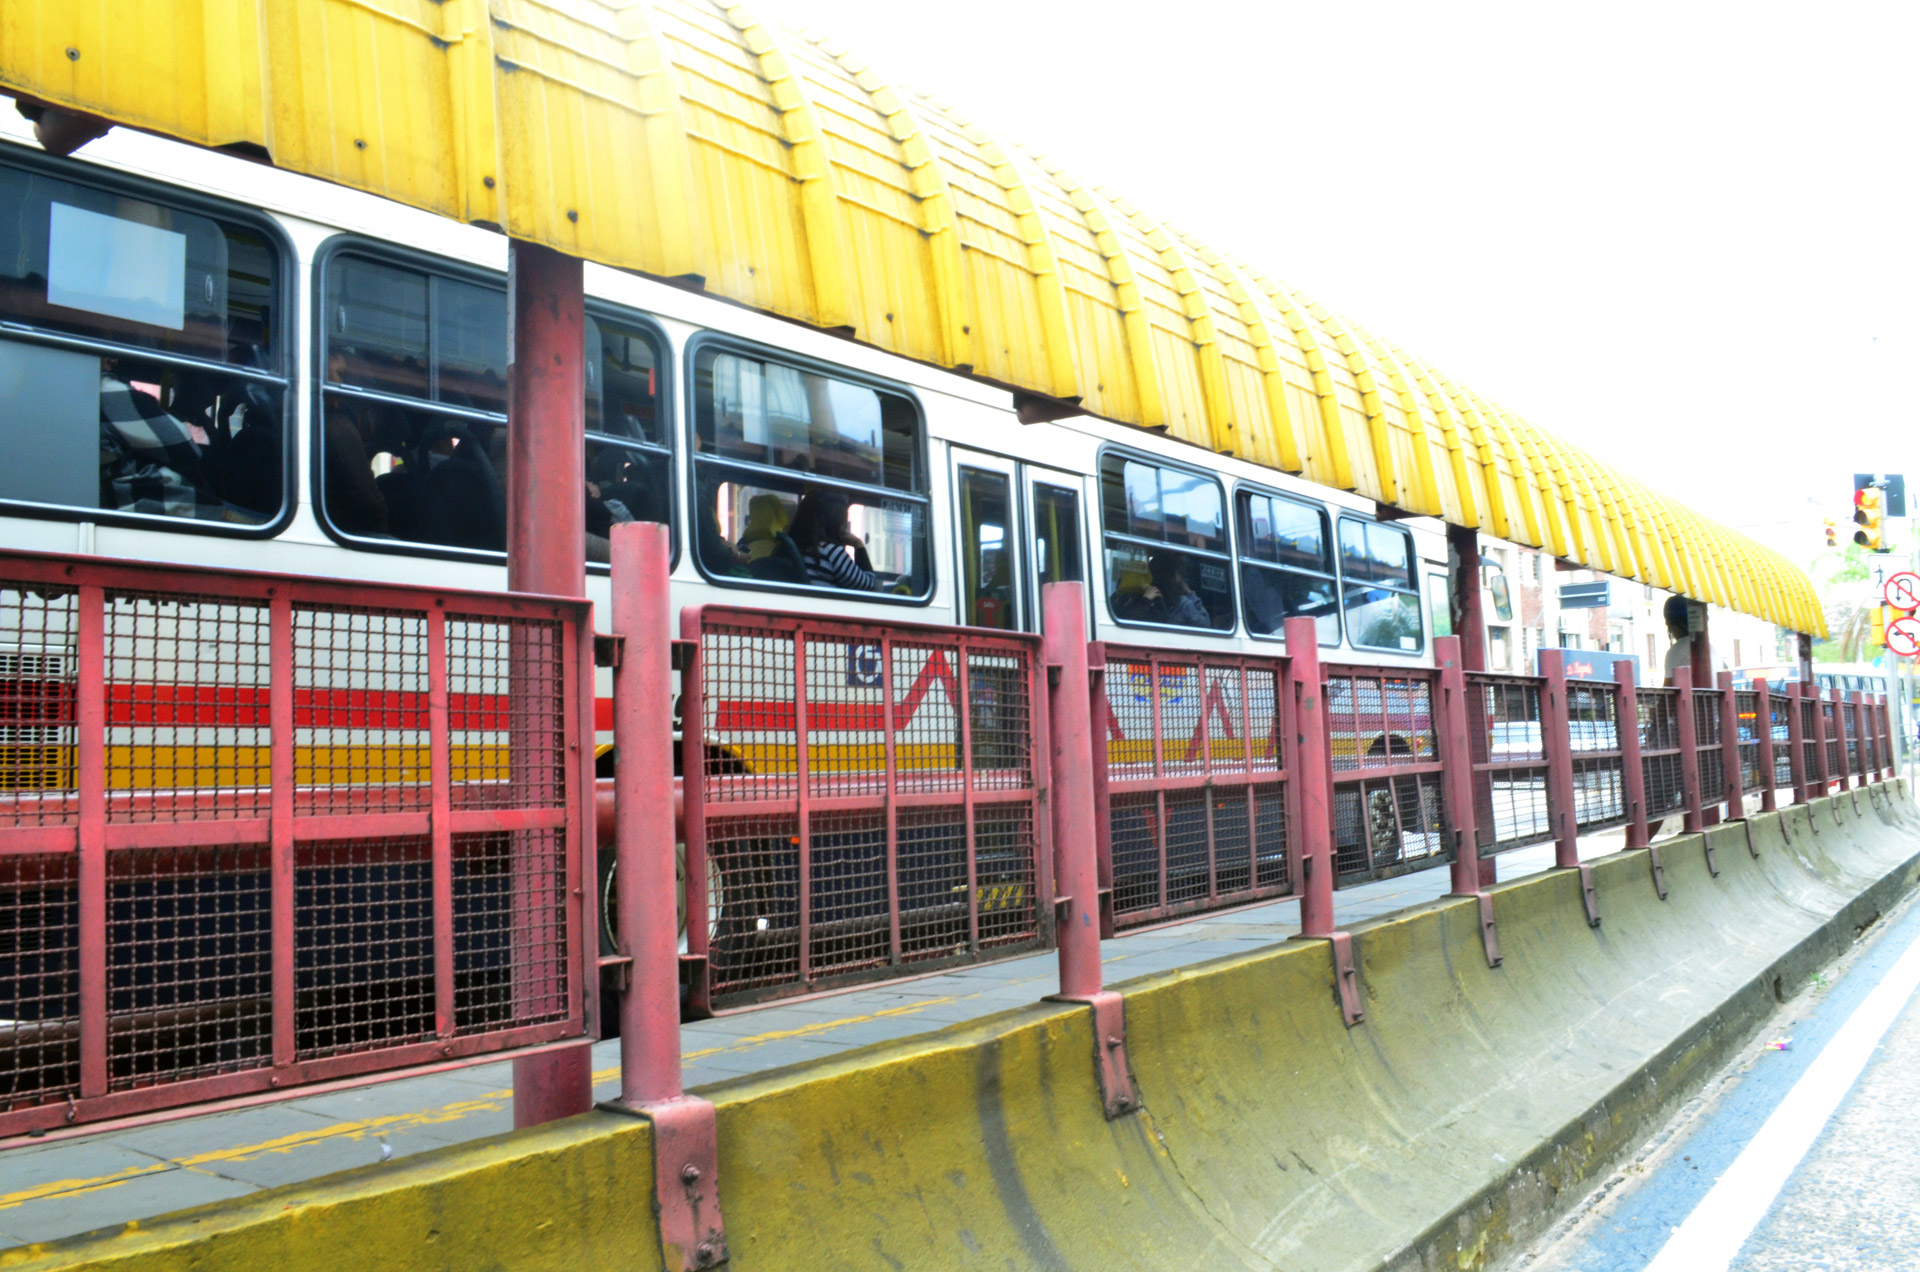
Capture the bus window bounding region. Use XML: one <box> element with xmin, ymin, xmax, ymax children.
<box><xmin>1099</xmin><ymin>452</ymin><xmax>1233</xmax><ymax>632</ymax></box>
<box><xmin>1033</xmin><ymin>481</ymin><xmax>1083</xmax><ymax>581</ymax></box>
<box><xmin>1235</xmin><ymin>488</ymin><xmax>1338</xmax><ymax>644</ymax></box>
<box><xmin>1338</xmin><ymin>518</ymin><xmax>1423</xmax><ymax>653</ymax></box>
<box><xmin>690</xmin><ymin>345</ymin><xmax>929</xmax><ymax>598</ymax></box>
<box><xmin>318</xmin><ymin>248</ymin><xmax>668</xmax><ymax>559</ymax></box>
<box><xmin>957</xmin><ymin>466</ymin><xmax>1016</xmax><ymax>629</ymax></box>
<box><xmin>0</xmin><ymin>160</ymin><xmax>287</xmax><ymax>527</ymax></box>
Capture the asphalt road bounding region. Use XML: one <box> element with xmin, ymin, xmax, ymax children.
<box><xmin>1512</xmin><ymin>885</ymin><xmax>1920</xmax><ymax>1272</ymax></box>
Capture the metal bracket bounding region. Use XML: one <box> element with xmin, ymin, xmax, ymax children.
<box><xmin>1474</xmin><ymin>891</ymin><xmax>1502</xmax><ymax>968</ymax></box>
<box><xmin>1851</xmin><ymin>789</ymin><xmax>1862</xmax><ymax>816</ymax></box>
<box><xmin>1577</xmin><ymin>863</ymin><xmax>1601</xmax><ymax>928</ymax></box>
<box><xmin>1703</xmin><ymin>837</ymin><xmax>1719</xmax><ymax>878</ymax></box>
<box><xmin>669</xmin><ymin>638</ymin><xmax>696</xmax><ymax>672</ymax></box>
<box><xmin>1046</xmin><ymin>990</ymin><xmax>1139</xmax><ymax>1119</ymax></box>
<box><xmin>1327</xmin><ymin>932</ymin><xmax>1365</xmax><ymax>1026</ymax></box>
<box><xmin>599</xmin><ymin>1096</ymin><xmax>727</xmax><ymax>1270</ymax></box>
<box><xmin>1743</xmin><ymin>818</ymin><xmax>1759</xmax><ymax>859</ymax></box>
<box><xmin>597</xmin><ymin>952</ymin><xmax>634</xmax><ymax>992</ymax></box>
<box><xmin>1647</xmin><ymin>845</ymin><xmax>1669</xmax><ymax>900</ymax></box>
<box><xmin>679</xmin><ymin>953</ymin><xmax>711</xmax><ymax>1020</ymax></box>
<box><xmin>594</xmin><ymin>633</ymin><xmax>624</xmax><ymax>668</ymax></box>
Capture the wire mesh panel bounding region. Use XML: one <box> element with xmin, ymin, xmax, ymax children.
<box><xmin>687</xmin><ymin>606</ymin><xmax>1047</xmax><ymax>1005</ymax></box>
<box><xmin>1841</xmin><ymin>701</ymin><xmax>1860</xmax><ymax>781</ymax></box>
<box><xmin>0</xmin><ymin>585</ymin><xmax>78</xmax><ymax>826</ymax></box>
<box><xmin>1567</xmin><ymin>679</ymin><xmax>1627</xmax><ymax>830</ymax></box>
<box><xmin>0</xmin><ymin>550</ymin><xmax>587</xmax><ymax>1137</ymax></box>
<box><xmin>1325</xmin><ymin>667</ymin><xmax>1447</xmax><ymax>881</ymax></box>
<box><xmin>1637</xmin><ymin>687</ymin><xmax>1687</xmax><ymax>819</ymax></box>
<box><xmin>1769</xmin><ymin>693</ymin><xmax>1794</xmax><ymax>789</ymax></box>
<box><xmin>1822</xmin><ymin>700</ymin><xmax>1844</xmax><ymax>786</ymax></box>
<box><xmin>1735</xmin><ymin>691</ymin><xmax>1764</xmax><ymax>793</ymax></box>
<box><xmin>1800</xmin><ymin>696</ymin><xmax>1821</xmax><ymax>789</ymax></box>
<box><xmin>1465</xmin><ymin>674</ymin><xmax>1553</xmax><ymax>853</ymax></box>
<box><xmin>1098</xmin><ymin>648</ymin><xmax>1291</xmax><ymax>928</ymax></box>
<box><xmin>1693</xmin><ymin>688</ymin><xmax>1725</xmax><ymax>811</ymax></box>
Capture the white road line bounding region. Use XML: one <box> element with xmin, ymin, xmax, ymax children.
<box><xmin>1643</xmin><ymin>932</ymin><xmax>1920</xmax><ymax>1272</ymax></box>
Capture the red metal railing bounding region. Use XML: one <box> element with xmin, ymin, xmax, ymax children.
<box><xmin>1566</xmin><ymin>677</ymin><xmax>1629</xmax><ymax>832</ymax></box>
<box><xmin>679</xmin><ymin>605</ymin><xmax>1051</xmax><ymax>1008</ymax></box>
<box><xmin>1693</xmin><ymin>687</ymin><xmax>1725</xmax><ymax>817</ymax></box>
<box><xmin>1463</xmin><ymin>672</ymin><xmax>1554</xmax><ymax>854</ymax></box>
<box><xmin>1324</xmin><ymin>666</ymin><xmax>1448</xmax><ymax>881</ymax></box>
<box><xmin>0</xmin><ymin>551</ymin><xmax>587</xmax><ymax>1136</ymax></box>
<box><xmin>1635</xmin><ymin>686</ymin><xmax>1687</xmax><ymax>821</ymax></box>
<box><xmin>1095</xmin><ymin>646</ymin><xmax>1295</xmax><ymax>928</ymax></box>
<box><xmin>1735</xmin><ymin>690</ymin><xmax>1765</xmax><ymax>793</ymax></box>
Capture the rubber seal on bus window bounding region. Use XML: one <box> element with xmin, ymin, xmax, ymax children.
<box><xmin>680</xmin><ymin>328</ymin><xmax>935</xmax><ymax>608</ymax></box>
<box><xmin>0</xmin><ymin>141</ymin><xmax>299</xmax><ymax>542</ymax></box>
<box><xmin>307</xmin><ymin>233</ymin><xmax>679</xmax><ymax>572</ymax></box>
<box><xmin>1231</xmin><ymin>476</ymin><xmax>1343</xmax><ymax>649</ymax></box>
<box><xmin>1093</xmin><ymin>441</ymin><xmax>1238</xmax><ymax>638</ymax></box>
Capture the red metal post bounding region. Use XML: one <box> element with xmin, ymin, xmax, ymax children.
<box><xmin>1852</xmin><ymin>691</ymin><xmax>1871</xmax><ymax>785</ymax></box>
<box><xmin>507</xmin><ymin>240</ymin><xmax>593</xmax><ymax>1125</ymax></box>
<box><xmin>1043</xmin><ymin>583</ymin><xmax>1103</xmax><ymax>1001</ymax></box>
<box><xmin>1689</xmin><ymin>605</ymin><xmax>1712</xmax><ymax>700</ymax></box>
<box><xmin>1787</xmin><ymin>681</ymin><xmax>1809</xmax><ymax>803</ymax></box>
<box><xmin>1809</xmin><ymin>682</ymin><xmax>1832</xmax><ymax>797</ymax></box>
<box><xmin>76</xmin><ymin>583</ymin><xmax>106</xmax><ymax>1100</ymax></box>
<box><xmin>1827</xmin><ymin>691</ymin><xmax>1843</xmax><ymax>791</ymax></box>
<box><xmin>1041</xmin><ymin>582</ymin><xmax>1136</xmax><ymax>1116</ymax></box>
<box><xmin>1674</xmin><ymin>666</ymin><xmax>1703</xmax><ymax>833</ymax></box>
<box><xmin>1283</xmin><ymin>617</ymin><xmax>1367</xmax><ymax>1014</ymax></box>
<box><xmin>613</xmin><ymin>523</ymin><xmax>682</xmax><ymax>1105</ymax></box>
<box><xmin>268</xmin><ymin>595</ymin><xmax>297</xmax><ymax>1068</ymax></box>
<box><xmin>1615</xmin><ymin>660</ymin><xmax>1649</xmax><ymax>850</ymax></box>
<box><xmin>1434</xmin><ymin>636</ymin><xmax>1483</xmax><ymax>894</ymax></box>
<box><xmin>611</xmin><ymin>524</ymin><xmax>728</xmax><ymax>1271</ymax></box>
<box><xmin>1718</xmin><ymin>670</ymin><xmax>1743</xmax><ymax>821</ymax></box>
<box><xmin>1447</xmin><ymin>524</ymin><xmax>1488</xmax><ymax>673</ymax></box>
<box><xmin>1882</xmin><ymin>696</ymin><xmax>1894</xmax><ymax>781</ymax></box>
<box><xmin>427</xmin><ymin>610</ymin><xmax>456</xmax><ymax>1040</ymax></box>
<box><xmin>1285</xmin><ymin>617</ymin><xmax>1336</xmax><ymax>936</ymax></box>
<box><xmin>1537</xmin><ymin>650</ymin><xmax>1580</xmax><ymax>870</ymax></box>
<box><xmin>1755</xmin><ymin>679</ymin><xmax>1777</xmax><ymax>813</ymax></box>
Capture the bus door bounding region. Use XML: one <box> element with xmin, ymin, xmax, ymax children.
<box><xmin>948</xmin><ymin>449</ymin><xmax>1088</xmax><ymax>633</ymax></box>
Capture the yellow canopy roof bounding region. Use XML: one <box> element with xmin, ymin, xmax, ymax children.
<box><xmin>0</xmin><ymin>0</ymin><xmax>1825</xmax><ymax>634</ymax></box>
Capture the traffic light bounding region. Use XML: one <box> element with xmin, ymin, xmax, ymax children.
<box><xmin>1872</xmin><ymin>604</ymin><xmax>1887</xmax><ymax>648</ymax></box>
<box><xmin>1854</xmin><ymin>479</ymin><xmax>1887</xmax><ymax>552</ymax></box>
<box><xmin>1825</xmin><ymin>518</ymin><xmax>1838</xmax><ymax>548</ymax></box>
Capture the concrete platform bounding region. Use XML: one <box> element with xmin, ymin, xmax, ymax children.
<box><xmin>0</xmin><ymin>831</ymin><xmax>1628</xmax><ymax>1248</ymax></box>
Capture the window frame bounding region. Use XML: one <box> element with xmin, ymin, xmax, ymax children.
<box><xmin>1095</xmin><ymin>443</ymin><xmax>1237</xmax><ymax>635</ymax></box>
<box><xmin>0</xmin><ymin>146</ymin><xmax>297</xmax><ymax>539</ymax></box>
<box><xmin>1232</xmin><ymin>481</ymin><xmax>1341</xmax><ymax>647</ymax></box>
<box><xmin>682</xmin><ymin>329</ymin><xmax>934</xmax><ymax>607</ymax></box>
<box><xmin>310</xmin><ymin>235</ymin><xmax>676</xmax><ymax>570</ymax></box>
<box><xmin>1333</xmin><ymin>513</ymin><xmax>1425</xmax><ymax>655</ymax></box>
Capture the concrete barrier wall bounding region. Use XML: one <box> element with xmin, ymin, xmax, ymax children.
<box><xmin>9</xmin><ymin>781</ymin><xmax>1916</xmax><ymax>1272</ymax></box>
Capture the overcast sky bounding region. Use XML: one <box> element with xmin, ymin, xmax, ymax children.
<box><xmin>753</xmin><ymin>0</ymin><xmax>1919</xmax><ymax>567</ymax></box>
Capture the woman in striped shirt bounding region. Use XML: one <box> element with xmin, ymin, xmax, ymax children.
<box><xmin>792</xmin><ymin>490</ymin><xmax>881</xmax><ymax>591</ymax></box>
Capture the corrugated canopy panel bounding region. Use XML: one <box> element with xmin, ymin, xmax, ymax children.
<box><xmin>0</xmin><ymin>0</ymin><xmax>1825</xmax><ymax>634</ymax></box>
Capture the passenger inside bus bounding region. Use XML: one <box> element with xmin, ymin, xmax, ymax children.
<box><xmin>791</xmin><ymin>490</ymin><xmax>881</xmax><ymax>591</ymax></box>
<box><xmin>96</xmin><ymin>360</ymin><xmax>280</xmax><ymax>524</ymax></box>
<box><xmin>1111</xmin><ymin>551</ymin><xmax>1211</xmax><ymax>627</ymax></box>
